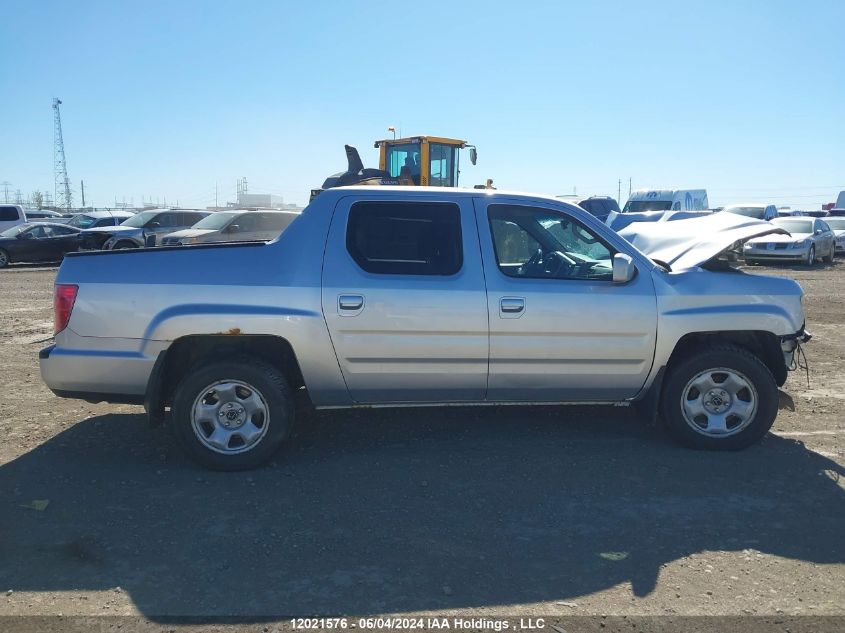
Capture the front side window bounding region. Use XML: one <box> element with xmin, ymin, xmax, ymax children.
<box><xmin>347</xmin><ymin>201</ymin><xmax>462</xmax><ymax>275</ymax></box>
<box><xmin>488</xmin><ymin>204</ymin><xmax>614</xmax><ymax>281</ymax></box>
<box><xmin>428</xmin><ymin>143</ymin><xmax>456</xmax><ymax>187</ymax></box>
<box><xmin>385</xmin><ymin>143</ymin><xmax>421</xmax><ymax>184</ymax></box>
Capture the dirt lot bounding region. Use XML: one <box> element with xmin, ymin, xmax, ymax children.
<box><xmin>0</xmin><ymin>262</ymin><xmax>843</xmax><ymax>624</ymax></box>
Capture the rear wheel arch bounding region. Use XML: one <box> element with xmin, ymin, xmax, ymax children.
<box><xmin>145</xmin><ymin>334</ymin><xmax>306</xmax><ymax>426</ymax></box>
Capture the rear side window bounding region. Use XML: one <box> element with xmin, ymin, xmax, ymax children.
<box><xmin>0</xmin><ymin>206</ymin><xmax>19</xmax><ymax>221</ymax></box>
<box><xmin>346</xmin><ymin>201</ymin><xmax>462</xmax><ymax>275</ymax></box>
<box><xmin>182</xmin><ymin>212</ymin><xmax>207</xmax><ymax>226</ymax></box>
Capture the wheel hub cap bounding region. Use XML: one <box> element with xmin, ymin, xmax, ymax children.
<box><xmin>703</xmin><ymin>388</ymin><xmax>731</xmax><ymax>414</ymax></box>
<box><xmin>218</xmin><ymin>402</ymin><xmax>247</xmax><ymax>428</ymax></box>
<box><xmin>680</xmin><ymin>368</ymin><xmax>758</xmax><ymax>437</ymax></box>
<box><xmin>190</xmin><ymin>380</ymin><xmax>270</xmax><ymax>454</ymax></box>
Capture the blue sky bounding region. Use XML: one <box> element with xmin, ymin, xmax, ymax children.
<box><xmin>1</xmin><ymin>0</ymin><xmax>843</xmax><ymax>208</ymax></box>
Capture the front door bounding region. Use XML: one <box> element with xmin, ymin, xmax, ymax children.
<box><xmin>476</xmin><ymin>198</ymin><xmax>658</xmax><ymax>402</ymax></box>
<box><xmin>322</xmin><ymin>195</ymin><xmax>488</xmax><ymax>403</ymax></box>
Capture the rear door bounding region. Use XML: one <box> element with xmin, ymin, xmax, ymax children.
<box><xmin>321</xmin><ymin>195</ymin><xmax>489</xmax><ymax>403</ymax></box>
<box><xmin>476</xmin><ymin>197</ymin><xmax>658</xmax><ymax>402</ymax></box>
<box><xmin>47</xmin><ymin>224</ymin><xmax>81</xmax><ymax>257</ymax></box>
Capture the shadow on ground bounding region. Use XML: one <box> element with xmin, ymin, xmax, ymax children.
<box><xmin>1</xmin><ymin>406</ymin><xmax>843</xmax><ymax>618</ymax></box>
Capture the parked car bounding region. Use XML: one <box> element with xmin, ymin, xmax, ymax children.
<box><xmin>622</xmin><ymin>189</ymin><xmax>709</xmax><ymax>213</ymax></box>
<box><xmin>744</xmin><ymin>216</ymin><xmax>835</xmax><ymax>265</ymax></box>
<box><xmin>0</xmin><ymin>204</ymin><xmax>26</xmax><ymax>232</ymax></box>
<box><xmin>41</xmin><ymin>187</ymin><xmax>810</xmax><ymax>470</ymax></box>
<box><xmin>561</xmin><ymin>196</ymin><xmax>621</xmax><ymax>222</ymax></box>
<box><xmin>0</xmin><ymin>222</ymin><xmax>81</xmax><ymax>268</ymax></box>
<box><xmin>161</xmin><ymin>209</ymin><xmax>300</xmax><ymax>246</ymax></box>
<box><xmin>65</xmin><ymin>210</ymin><xmax>135</xmax><ymax>230</ymax></box>
<box><xmin>79</xmin><ymin>209</ymin><xmax>210</xmax><ymax>250</ymax></box>
<box><xmin>25</xmin><ymin>209</ymin><xmax>69</xmax><ymax>222</ymax></box>
<box><xmin>824</xmin><ymin>217</ymin><xmax>845</xmax><ymax>254</ymax></box>
<box><xmin>722</xmin><ymin>204</ymin><xmax>778</xmax><ymax>221</ymax></box>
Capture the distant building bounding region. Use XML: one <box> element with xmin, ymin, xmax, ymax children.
<box><xmin>236</xmin><ymin>193</ymin><xmax>285</xmax><ymax>208</ymax></box>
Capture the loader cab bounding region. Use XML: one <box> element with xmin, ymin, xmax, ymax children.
<box><xmin>375</xmin><ymin>136</ymin><xmax>476</xmax><ymax>188</ymax></box>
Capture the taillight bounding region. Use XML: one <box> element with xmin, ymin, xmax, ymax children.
<box><xmin>54</xmin><ymin>284</ymin><xmax>78</xmax><ymax>334</ymax></box>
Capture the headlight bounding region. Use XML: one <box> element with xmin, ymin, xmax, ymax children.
<box><xmin>790</xmin><ymin>240</ymin><xmax>808</xmax><ymax>249</ymax></box>
<box><xmin>182</xmin><ymin>237</ymin><xmax>200</xmax><ymax>244</ymax></box>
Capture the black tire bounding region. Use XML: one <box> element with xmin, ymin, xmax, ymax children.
<box><xmin>171</xmin><ymin>359</ymin><xmax>294</xmax><ymax>470</ymax></box>
<box><xmin>113</xmin><ymin>241</ymin><xmax>138</xmax><ymax>250</ymax></box>
<box><xmin>823</xmin><ymin>243</ymin><xmax>834</xmax><ymax>264</ymax></box>
<box><xmin>660</xmin><ymin>345</ymin><xmax>778</xmax><ymax>451</ymax></box>
<box><xmin>806</xmin><ymin>245</ymin><xmax>815</xmax><ymax>266</ymax></box>
<box><xmin>0</xmin><ymin>248</ymin><xmax>9</xmax><ymax>268</ymax></box>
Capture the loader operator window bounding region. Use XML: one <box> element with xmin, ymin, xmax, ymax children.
<box><xmin>489</xmin><ymin>204</ymin><xmax>614</xmax><ymax>281</ymax></box>
<box><xmin>429</xmin><ymin>143</ymin><xmax>457</xmax><ymax>187</ymax></box>
<box><xmin>347</xmin><ymin>201</ymin><xmax>462</xmax><ymax>276</ymax></box>
<box><xmin>386</xmin><ymin>144</ymin><xmax>422</xmax><ymax>185</ymax></box>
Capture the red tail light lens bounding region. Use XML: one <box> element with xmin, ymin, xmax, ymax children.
<box><xmin>54</xmin><ymin>284</ymin><xmax>78</xmax><ymax>334</ymax></box>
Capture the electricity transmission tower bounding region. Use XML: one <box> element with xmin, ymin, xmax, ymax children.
<box><xmin>53</xmin><ymin>98</ymin><xmax>73</xmax><ymax>210</ymax></box>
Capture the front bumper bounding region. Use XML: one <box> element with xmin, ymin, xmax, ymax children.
<box><xmin>781</xmin><ymin>327</ymin><xmax>812</xmax><ymax>369</ymax></box>
<box><xmin>744</xmin><ymin>244</ymin><xmax>809</xmax><ymax>262</ymax></box>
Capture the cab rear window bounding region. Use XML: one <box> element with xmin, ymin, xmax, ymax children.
<box><xmin>346</xmin><ymin>201</ymin><xmax>462</xmax><ymax>275</ymax></box>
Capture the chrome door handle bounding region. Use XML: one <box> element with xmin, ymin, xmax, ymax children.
<box><xmin>500</xmin><ymin>297</ymin><xmax>525</xmax><ymax>317</ymax></box>
<box><xmin>338</xmin><ymin>294</ymin><xmax>365</xmax><ymax>314</ymax></box>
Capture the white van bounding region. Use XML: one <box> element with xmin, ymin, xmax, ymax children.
<box><xmin>623</xmin><ymin>189</ymin><xmax>709</xmax><ymax>213</ymax></box>
<box><xmin>0</xmin><ymin>204</ymin><xmax>26</xmax><ymax>232</ymax></box>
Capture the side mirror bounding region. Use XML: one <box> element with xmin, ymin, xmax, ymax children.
<box><xmin>148</xmin><ymin>221</ymin><xmax>161</xmax><ymax>228</ymax></box>
<box><xmin>612</xmin><ymin>253</ymin><xmax>637</xmax><ymax>283</ymax></box>
<box><xmin>228</xmin><ymin>224</ymin><xmax>240</xmax><ymax>233</ymax></box>
<box><xmin>469</xmin><ymin>147</ymin><xmax>477</xmax><ymax>165</ymax></box>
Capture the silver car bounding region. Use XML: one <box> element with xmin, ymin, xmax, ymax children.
<box><xmin>824</xmin><ymin>216</ymin><xmax>845</xmax><ymax>254</ymax></box>
<box><xmin>160</xmin><ymin>210</ymin><xmax>300</xmax><ymax>246</ymax></box>
<box><xmin>744</xmin><ymin>216</ymin><xmax>835</xmax><ymax>265</ymax></box>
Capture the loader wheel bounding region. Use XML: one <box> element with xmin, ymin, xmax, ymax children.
<box><xmin>660</xmin><ymin>345</ymin><xmax>778</xmax><ymax>451</ymax></box>
<box><xmin>171</xmin><ymin>359</ymin><xmax>294</xmax><ymax>470</ymax></box>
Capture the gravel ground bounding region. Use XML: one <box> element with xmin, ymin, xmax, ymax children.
<box><xmin>0</xmin><ymin>262</ymin><xmax>842</xmax><ymax>625</ymax></box>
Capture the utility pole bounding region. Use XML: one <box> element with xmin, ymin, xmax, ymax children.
<box><xmin>53</xmin><ymin>98</ymin><xmax>73</xmax><ymax>210</ymax></box>
<box><xmin>80</xmin><ymin>180</ymin><xmax>86</xmax><ymax>207</ymax></box>
<box><xmin>628</xmin><ymin>177</ymin><xmax>632</xmax><ymax>198</ymax></box>
<box><xmin>215</xmin><ymin>182</ymin><xmax>218</xmax><ymax>209</ymax></box>
<box><xmin>1</xmin><ymin>181</ymin><xmax>9</xmax><ymax>203</ymax></box>
<box><xmin>618</xmin><ymin>179</ymin><xmax>621</xmax><ymax>203</ymax></box>
<box><xmin>14</xmin><ymin>189</ymin><xmax>23</xmax><ymax>204</ymax></box>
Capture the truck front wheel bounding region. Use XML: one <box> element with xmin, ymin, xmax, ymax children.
<box><xmin>171</xmin><ymin>359</ymin><xmax>294</xmax><ymax>470</ymax></box>
<box><xmin>660</xmin><ymin>345</ymin><xmax>778</xmax><ymax>450</ymax></box>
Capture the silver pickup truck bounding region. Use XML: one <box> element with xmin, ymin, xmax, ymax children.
<box><xmin>40</xmin><ymin>187</ymin><xmax>810</xmax><ymax>470</ymax></box>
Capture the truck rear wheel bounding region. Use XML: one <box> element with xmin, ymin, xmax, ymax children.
<box><xmin>660</xmin><ymin>345</ymin><xmax>778</xmax><ymax>451</ymax></box>
<box><xmin>171</xmin><ymin>359</ymin><xmax>294</xmax><ymax>470</ymax></box>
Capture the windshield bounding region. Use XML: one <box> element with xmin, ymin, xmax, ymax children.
<box><xmin>0</xmin><ymin>224</ymin><xmax>30</xmax><ymax>238</ymax></box>
<box><xmin>623</xmin><ymin>200</ymin><xmax>672</xmax><ymax>213</ymax></box>
<box><xmin>773</xmin><ymin>219</ymin><xmax>813</xmax><ymax>234</ymax></box>
<box><xmin>825</xmin><ymin>218</ymin><xmax>845</xmax><ymax>230</ymax></box>
<box><xmin>191</xmin><ymin>212</ymin><xmax>239</xmax><ymax>230</ymax></box>
<box><xmin>66</xmin><ymin>214</ymin><xmax>98</xmax><ymax>228</ymax></box>
<box><xmin>724</xmin><ymin>206</ymin><xmax>765</xmax><ymax>219</ymax></box>
<box><xmin>120</xmin><ymin>211</ymin><xmax>157</xmax><ymax>228</ymax></box>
